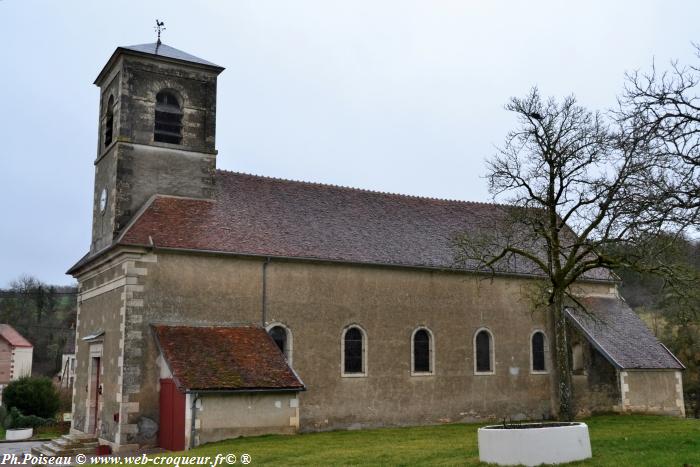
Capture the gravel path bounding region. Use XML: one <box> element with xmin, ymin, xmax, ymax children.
<box><xmin>0</xmin><ymin>441</ymin><xmax>44</xmax><ymax>457</ymax></box>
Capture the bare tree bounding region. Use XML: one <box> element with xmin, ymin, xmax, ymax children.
<box><xmin>454</xmin><ymin>89</ymin><xmax>689</xmax><ymax>420</ymax></box>
<box><xmin>618</xmin><ymin>47</ymin><xmax>700</xmax><ymax>216</ymax></box>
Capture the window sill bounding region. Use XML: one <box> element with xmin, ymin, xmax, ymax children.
<box><xmin>530</xmin><ymin>370</ymin><xmax>549</xmax><ymax>375</ymax></box>
<box><xmin>411</xmin><ymin>372</ymin><xmax>434</xmax><ymax>377</ymax></box>
<box><xmin>151</xmin><ymin>140</ymin><xmax>184</xmax><ymax>151</ymax></box>
<box><xmin>341</xmin><ymin>373</ymin><xmax>367</xmax><ymax>378</ymax></box>
<box><xmin>474</xmin><ymin>371</ymin><xmax>495</xmax><ymax>376</ymax></box>
<box><xmin>94</xmin><ymin>140</ymin><xmax>118</xmax><ymax>164</ymax></box>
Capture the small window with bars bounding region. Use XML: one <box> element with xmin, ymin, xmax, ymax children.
<box><xmin>154</xmin><ymin>91</ymin><xmax>183</xmax><ymax>144</ymax></box>
<box><xmin>412</xmin><ymin>328</ymin><xmax>432</xmax><ymax>374</ymax></box>
<box><xmin>531</xmin><ymin>331</ymin><xmax>547</xmax><ymax>372</ymax></box>
<box><xmin>343</xmin><ymin>326</ymin><xmax>365</xmax><ymax>375</ymax></box>
<box><xmin>475</xmin><ymin>329</ymin><xmax>493</xmax><ymax>374</ymax></box>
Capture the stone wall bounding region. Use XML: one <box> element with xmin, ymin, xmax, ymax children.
<box><xmin>190</xmin><ymin>392</ymin><xmax>299</xmax><ymax>446</ymax></box>
<box><xmin>73</xmin><ymin>246</ymin><xmax>689</xmax><ymax>451</ymax></box>
<box><xmin>72</xmin><ymin>280</ymin><xmax>123</xmax><ymax>442</ymax></box>
<box><xmin>621</xmin><ymin>370</ymin><xmax>685</xmax><ymax>416</ymax></box>
<box><xmin>72</xmin><ymin>250</ymin><xmax>157</xmax><ymax>450</ymax></box>
<box><xmin>129</xmin><ymin>251</ymin><xmax>618</xmax><ymax>435</ymax></box>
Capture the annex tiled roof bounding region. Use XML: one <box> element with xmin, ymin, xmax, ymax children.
<box><xmin>152</xmin><ymin>325</ymin><xmax>304</xmax><ymax>392</ymax></box>
<box><xmin>566</xmin><ymin>296</ymin><xmax>684</xmax><ymax>370</ymax></box>
<box><xmin>116</xmin><ymin>170</ymin><xmax>613</xmax><ymax>280</ymax></box>
<box><xmin>0</xmin><ymin>324</ymin><xmax>32</xmax><ymax>348</ymax></box>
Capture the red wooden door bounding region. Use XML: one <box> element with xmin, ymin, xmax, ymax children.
<box><xmin>159</xmin><ymin>378</ymin><xmax>186</xmax><ymax>451</ymax></box>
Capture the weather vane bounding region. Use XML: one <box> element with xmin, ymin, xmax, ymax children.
<box><xmin>154</xmin><ymin>19</ymin><xmax>166</xmax><ymax>47</ymax></box>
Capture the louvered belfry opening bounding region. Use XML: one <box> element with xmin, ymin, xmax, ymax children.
<box><xmin>154</xmin><ymin>91</ymin><xmax>183</xmax><ymax>144</ymax></box>
<box><xmin>104</xmin><ymin>96</ymin><xmax>114</xmax><ymax>147</ymax></box>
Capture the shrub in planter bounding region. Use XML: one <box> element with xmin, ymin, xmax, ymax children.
<box><xmin>2</xmin><ymin>408</ymin><xmax>13</xmax><ymax>430</ymax></box>
<box><xmin>2</xmin><ymin>376</ymin><xmax>59</xmax><ymax>419</ymax></box>
<box><xmin>5</xmin><ymin>407</ymin><xmax>51</xmax><ymax>429</ymax></box>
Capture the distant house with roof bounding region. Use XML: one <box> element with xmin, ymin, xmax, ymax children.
<box><xmin>0</xmin><ymin>324</ymin><xmax>33</xmax><ymax>386</ymax></box>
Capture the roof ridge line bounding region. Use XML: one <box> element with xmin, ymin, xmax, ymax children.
<box><xmin>215</xmin><ymin>169</ymin><xmax>506</xmax><ymax>208</ymax></box>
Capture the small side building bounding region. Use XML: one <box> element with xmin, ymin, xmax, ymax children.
<box><xmin>0</xmin><ymin>324</ymin><xmax>33</xmax><ymax>386</ymax></box>
<box><xmin>151</xmin><ymin>325</ymin><xmax>305</xmax><ymax>451</ymax></box>
<box><xmin>568</xmin><ymin>297</ymin><xmax>685</xmax><ymax>416</ymax></box>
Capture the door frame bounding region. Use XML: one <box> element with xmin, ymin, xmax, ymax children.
<box><xmin>86</xmin><ymin>343</ymin><xmax>103</xmax><ymax>435</ymax></box>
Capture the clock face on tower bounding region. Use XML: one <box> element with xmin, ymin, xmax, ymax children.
<box><xmin>99</xmin><ymin>188</ymin><xmax>107</xmax><ymax>213</ymax></box>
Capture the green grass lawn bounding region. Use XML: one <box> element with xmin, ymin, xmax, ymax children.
<box><xmin>160</xmin><ymin>415</ymin><xmax>699</xmax><ymax>466</ymax></box>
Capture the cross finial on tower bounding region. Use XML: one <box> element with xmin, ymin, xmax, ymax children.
<box><xmin>154</xmin><ymin>19</ymin><xmax>166</xmax><ymax>48</ymax></box>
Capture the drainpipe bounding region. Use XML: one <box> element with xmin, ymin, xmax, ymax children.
<box><xmin>189</xmin><ymin>393</ymin><xmax>199</xmax><ymax>449</ymax></box>
<box><xmin>262</xmin><ymin>258</ymin><xmax>271</xmax><ymax>327</ymax></box>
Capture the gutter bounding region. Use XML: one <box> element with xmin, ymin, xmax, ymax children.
<box><xmin>262</xmin><ymin>257</ymin><xmax>271</xmax><ymax>327</ymax></box>
<box><xmin>659</xmin><ymin>342</ymin><xmax>686</xmax><ymax>370</ymax></box>
<box><xmin>184</xmin><ymin>386</ymin><xmax>305</xmax><ymax>394</ymax></box>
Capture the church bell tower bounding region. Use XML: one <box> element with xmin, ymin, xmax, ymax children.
<box><xmin>90</xmin><ymin>42</ymin><xmax>224</xmax><ymax>253</ymax></box>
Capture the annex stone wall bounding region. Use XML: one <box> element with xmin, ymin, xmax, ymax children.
<box><xmin>193</xmin><ymin>392</ymin><xmax>299</xmax><ymax>445</ymax></box>
<box><xmin>621</xmin><ymin>370</ymin><xmax>685</xmax><ymax>416</ymax></box>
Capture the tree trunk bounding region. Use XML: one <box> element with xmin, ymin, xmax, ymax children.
<box><xmin>553</xmin><ymin>290</ymin><xmax>574</xmax><ymax>421</ymax></box>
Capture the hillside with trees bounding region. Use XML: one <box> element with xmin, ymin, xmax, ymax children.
<box><xmin>614</xmin><ymin>237</ymin><xmax>700</xmax><ymax>418</ymax></box>
<box><xmin>0</xmin><ymin>276</ymin><xmax>77</xmax><ymax>377</ymax></box>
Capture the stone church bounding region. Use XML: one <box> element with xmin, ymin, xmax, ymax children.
<box><xmin>67</xmin><ymin>42</ymin><xmax>685</xmax><ymax>452</ymax></box>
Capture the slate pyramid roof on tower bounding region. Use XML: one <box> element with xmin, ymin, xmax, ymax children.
<box><xmin>121</xmin><ymin>42</ymin><xmax>223</xmax><ymax>68</ymax></box>
<box><xmin>94</xmin><ymin>42</ymin><xmax>224</xmax><ymax>84</ymax></box>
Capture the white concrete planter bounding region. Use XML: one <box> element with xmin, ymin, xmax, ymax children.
<box><xmin>478</xmin><ymin>422</ymin><xmax>591</xmax><ymax>466</ymax></box>
<box><xmin>5</xmin><ymin>428</ymin><xmax>33</xmax><ymax>441</ymax></box>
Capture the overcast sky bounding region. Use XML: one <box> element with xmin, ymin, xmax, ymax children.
<box><xmin>0</xmin><ymin>1</ymin><xmax>698</xmax><ymax>286</ymax></box>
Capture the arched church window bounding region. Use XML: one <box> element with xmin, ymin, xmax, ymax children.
<box><xmin>268</xmin><ymin>326</ymin><xmax>287</xmax><ymax>354</ymax></box>
<box><xmin>531</xmin><ymin>331</ymin><xmax>547</xmax><ymax>372</ymax></box>
<box><xmin>104</xmin><ymin>95</ymin><xmax>114</xmax><ymax>147</ymax></box>
<box><xmin>154</xmin><ymin>91</ymin><xmax>183</xmax><ymax>144</ymax></box>
<box><xmin>474</xmin><ymin>328</ymin><xmax>494</xmax><ymax>374</ymax></box>
<box><xmin>342</xmin><ymin>326</ymin><xmax>366</xmax><ymax>376</ymax></box>
<box><xmin>412</xmin><ymin>328</ymin><xmax>433</xmax><ymax>374</ymax></box>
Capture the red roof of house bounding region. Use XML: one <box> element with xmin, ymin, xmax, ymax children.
<box><xmin>0</xmin><ymin>324</ymin><xmax>32</xmax><ymax>348</ymax></box>
<box><xmin>108</xmin><ymin>171</ymin><xmax>611</xmax><ymax>280</ymax></box>
<box><xmin>152</xmin><ymin>325</ymin><xmax>304</xmax><ymax>392</ymax></box>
